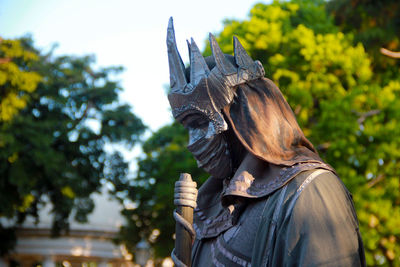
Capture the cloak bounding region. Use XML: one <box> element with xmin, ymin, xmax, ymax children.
<box><xmin>224</xmin><ymin>77</ymin><xmax>323</xmax><ymax>167</ymax></box>
<box><xmin>191</xmin><ymin>77</ymin><xmax>365</xmax><ymax>266</ymax></box>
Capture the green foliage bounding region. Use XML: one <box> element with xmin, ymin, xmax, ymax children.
<box><xmin>327</xmin><ymin>0</ymin><xmax>400</xmax><ymax>84</ymax></box>
<box><xmin>118</xmin><ymin>122</ymin><xmax>207</xmax><ymax>259</ymax></box>
<box><xmin>0</xmin><ymin>37</ymin><xmax>146</xmax><ymax>255</ymax></box>
<box><xmin>217</xmin><ymin>1</ymin><xmax>400</xmax><ymax>266</ymax></box>
<box><xmin>327</xmin><ymin>0</ymin><xmax>400</xmax><ymax>51</ymax></box>
<box><xmin>216</xmin><ymin>1</ymin><xmax>400</xmax><ymax>266</ymax></box>
<box><xmin>327</xmin><ymin>1</ymin><xmax>400</xmax><ymax>265</ymax></box>
<box><xmin>123</xmin><ymin>0</ymin><xmax>400</xmax><ymax>265</ymax></box>
<box><xmin>0</xmin><ymin>38</ymin><xmax>41</xmax><ymax>122</ymax></box>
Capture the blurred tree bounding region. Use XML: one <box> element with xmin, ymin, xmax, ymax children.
<box><xmin>327</xmin><ymin>0</ymin><xmax>400</xmax><ymax>49</ymax></box>
<box><xmin>118</xmin><ymin>122</ymin><xmax>207</xmax><ymax>260</ymax></box>
<box><xmin>0</xmin><ymin>38</ymin><xmax>41</xmax><ymax>122</ymax></box>
<box><xmin>122</xmin><ymin>0</ymin><xmax>400</xmax><ymax>265</ymax></box>
<box><xmin>0</xmin><ymin>37</ymin><xmax>146</xmax><ymax>255</ymax></box>
<box><xmin>325</xmin><ymin>2</ymin><xmax>400</xmax><ymax>264</ymax></box>
<box><xmin>327</xmin><ymin>0</ymin><xmax>400</xmax><ymax>83</ymax></box>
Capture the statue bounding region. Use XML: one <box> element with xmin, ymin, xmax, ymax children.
<box><xmin>167</xmin><ymin>17</ymin><xmax>366</xmax><ymax>266</ymax></box>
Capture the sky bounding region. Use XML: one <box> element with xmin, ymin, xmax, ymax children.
<box><xmin>0</xmin><ymin>0</ymin><xmax>267</xmax><ymax>132</ymax></box>
<box><xmin>0</xmin><ymin>0</ymin><xmax>269</xmax><ymax>174</ymax></box>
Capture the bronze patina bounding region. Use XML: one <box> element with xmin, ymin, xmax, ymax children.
<box><xmin>167</xmin><ymin>17</ymin><xmax>366</xmax><ymax>267</ymax></box>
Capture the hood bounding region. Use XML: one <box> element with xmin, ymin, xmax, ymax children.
<box><xmin>223</xmin><ymin>77</ymin><xmax>323</xmax><ymax>167</ymax></box>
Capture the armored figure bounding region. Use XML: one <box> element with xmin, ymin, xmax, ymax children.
<box><xmin>167</xmin><ymin>18</ymin><xmax>366</xmax><ymax>266</ymax></box>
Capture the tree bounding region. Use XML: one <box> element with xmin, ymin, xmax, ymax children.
<box><xmin>327</xmin><ymin>1</ymin><xmax>400</xmax><ymax>265</ymax></box>
<box><xmin>327</xmin><ymin>0</ymin><xmax>400</xmax><ymax>84</ymax></box>
<box><xmin>0</xmin><ymin>38</ymin><xmax>41</xmax><ymax>122</ymax></box>
<box><xmin>327</xmin><ymin>0</ymin><xmax>400</xmax><ymax>49</ymax></box>
<box><xmin>213</xmin><ymin>1</ymin><xmax>400</xmax><ymax>266</ymax></box>
<box><xmin>123</xmin><ymin>1</ymin><xmax>400</xmax><ymax>265</ymax></box>
<box><xmin>118</xmin><ymin>122</ymin><xmax>207</xmax><ymax>260</ymax></box>
<box><xmin>0</xmin><ymin>37</ymin><xmax>146</xmax><ymax>255</ymax></box>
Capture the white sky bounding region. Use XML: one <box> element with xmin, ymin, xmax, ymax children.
<box><xmin>0</xmin><ymin>0</ymin><xmax>267</xmax><ymax>132</ymax></box>
<box><xmin>0</xmin><ymin>0</ymin><xmax>270</xmax><ymax>174</ymax></box>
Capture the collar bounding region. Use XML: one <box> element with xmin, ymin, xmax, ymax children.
<box><xmin>221</xmin><ymin>158</ymin><xmax>333</xmax><ymax>204</ymax></box>
<box><xmin>193</xmin><ymin>155</ymin><xmax>333</xmax><ymax>239</ymax></box>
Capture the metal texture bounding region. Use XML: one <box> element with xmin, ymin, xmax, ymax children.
<box><xmin>222</xmin><ymin>78</ymin><xmax>324</xmax><ymax>167</ymax></box>
<box><xmin>186</xmin><ymin>127</ymin><xmax>232</xmax><ymax>179</ymax></box>
<box><xmin>165</xmin><ymin>17</ymin><xmax>360</xmax><ymax>267</ymax></box>
<box><xmin>166</xmin><ymin>17</ymin><xmax>265</xmax><ymax>136</ymax></box>
<box><xmin>166</xmin><ymin>17</ymin><xmax>324</xmax><ymax>169</ymax></box>
<box><xmin>172</xmin><ymin>173</ymin><xmax>197</xmax><ymax>267</ymax></box>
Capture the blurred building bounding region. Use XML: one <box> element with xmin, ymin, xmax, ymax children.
<box><xmin>0</xmin><ymin>190</ymin><xmax>133</xmax><ymax>267</ymax></box>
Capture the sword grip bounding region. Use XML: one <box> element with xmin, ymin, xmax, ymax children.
<box><xmin>172</xmin><ymin>173</ymin><xmax>197</xmax><ymax>267</ymax></box>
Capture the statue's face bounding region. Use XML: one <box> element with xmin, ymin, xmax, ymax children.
<box><xmin>182</xmin><ymin>113</ymin><xmax>232</xmax><ymax>179</ymax></box>
<box><xmin>184</xmin><ymin>114</ymin><xmax>216</xmax><ymax>145</ymax></box>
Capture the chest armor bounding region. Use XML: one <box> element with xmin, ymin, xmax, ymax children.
<box><xmin>191</xmin><ymin>162</ymin><xmax>333</xmax><ymax>267</ymax></box>
<box><xmin>192</xmin><ymin>198</ymin><xmax>265</xmax><ymax>267</ymax></box>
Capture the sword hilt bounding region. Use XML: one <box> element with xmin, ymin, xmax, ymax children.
<box><xmin>171</xmin><ymin>173</ymin><xmax>197</xmax><ymax>267</ymax></box>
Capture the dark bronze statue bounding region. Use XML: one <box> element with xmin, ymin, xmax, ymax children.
<box><xmin>167</xmin><ymin>17</ymin><xmax>366</xmax><ymax>267</ymax></box>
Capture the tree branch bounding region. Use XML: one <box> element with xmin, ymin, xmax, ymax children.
<box><xmin>380</xmin><ymin>47</ymin><xmax>400</xmax><ymax>59</ymax></box>
<box><xmin>0</xmin><ymin>58</ymin><xmax>11</xmax><ymax>64</ymax></box>
<box><xmin>352</xmin><ymin>109</ymin><xmax>381</xmax><ymax>124</ymax></box>
<box><xmin>71</xmin><ymin>101</ymin><xmax>93</xmax><ymax>129</ymax></box>
<box><xmin>367</xmin><ymin>174</ymin><xmax>384</xmax><ymax>188</ymax></box>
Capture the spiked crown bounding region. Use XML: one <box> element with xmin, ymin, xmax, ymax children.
<box><xmin>167</xmin><ymin>17</ymin><xmax>265</xmax><ymax>134</ymax></box>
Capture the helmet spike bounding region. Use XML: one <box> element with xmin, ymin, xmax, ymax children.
<box><xmin>189</xmin><ymin>38</ymin><xmax>210</xmax><ymax>86</ymax></box>
<box><xmin>186</xmin><ymin>39</ymin><xmax>192</xmax><ymax>64</ymax></box>
<box><xmin>167</xmin><ymin>20</ymin><xmax>265</xmax><ymax>129</ymax></box>
<box><xmin>167</xmin><ymin>17</ymin><xmax>187</xmax><ymax>91</ymax></box>
<box><xmin>233</xmin><ymin>36</ymin><xmax>254</xmax><ymax>70</ymax></box>
<box><xmin>209</xmin><ymin>33</ymin><xmax>236</xmax><ymax>75</ymax></box>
